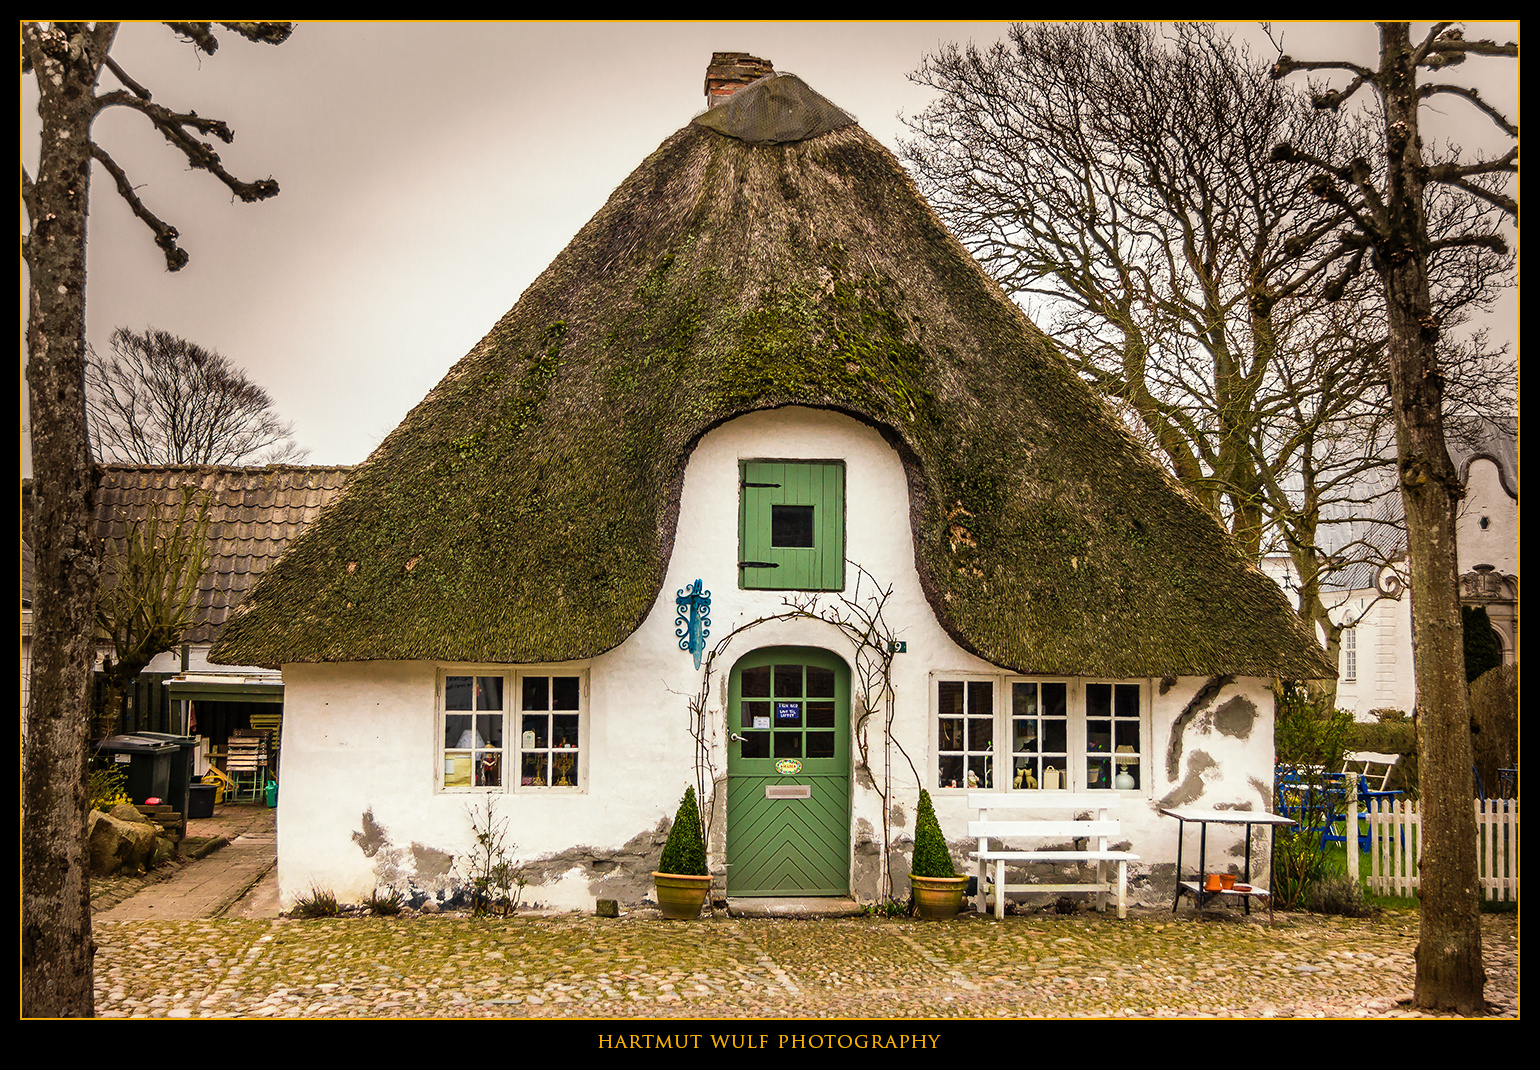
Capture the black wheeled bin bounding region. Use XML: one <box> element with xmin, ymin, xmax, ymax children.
<box><xmin>95</xmin><ymin>734</ymin><xmax>178</xmax><ymax>807</ymax></box>
<box><xmin>135</xmin><ymin>731</ymin><xmax>202</xmax><ymax>831</ymax></box>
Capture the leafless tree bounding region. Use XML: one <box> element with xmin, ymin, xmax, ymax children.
<box><xmin>22</xmin><ymin>20</ymin><xmax>290</xmax><ymax>1018</ymax></box>
<box><xmin>1271</xmin><ymin>20</ymin><xmax>1516</xmax><ymax>1016</ymax></box>
<box><xmin>95</xmin><ymin>489</ymin><xmax>211</xmax><ymax>737</ymax></box>
<box><xmin>87</xmin><ymin>328</ymin><xmax>306</xmax><ymax>465</ymax></box>
<box><xmin>901</xmin><ymin>22</ymin><xmax>1511</xmax><ymax>689</ymax></box>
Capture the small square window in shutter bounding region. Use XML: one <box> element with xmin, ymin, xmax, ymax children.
<box><xmin>739</xmin><ymin>461</ymin><xmax>844</xmax><ymax>591</ymax></box>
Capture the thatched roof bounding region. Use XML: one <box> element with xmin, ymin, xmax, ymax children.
<box><xmin>93</xmin><ymin>465</ymin><xmax>350</xmax><ymax>644</ymax></box>
<box><xmin>212</xmin><ymin>75</ymin><xmax>1332</xmax><ymax>679</ymax></box>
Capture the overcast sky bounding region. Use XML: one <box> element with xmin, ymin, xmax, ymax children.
<box><xmin>21</xmin><ymin>21</ymin><xmax>1519</xmax><ymax>471</ymax></box>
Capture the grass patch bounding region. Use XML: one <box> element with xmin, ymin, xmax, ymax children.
<box><xmin>364</xmin><ymin>887</ymin><xmax>405</xmax><ymax>916</ymax></box>
<box><xmin>291</xmin><ymin>886</ymin><xmax>342</xmax><ymax>919</ymax></box>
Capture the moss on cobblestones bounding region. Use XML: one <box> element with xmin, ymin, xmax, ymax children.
<box><xmin>91</xmin><ymin>911</ymin><xmax>1515</xmax><ymax>1019</ymax></box>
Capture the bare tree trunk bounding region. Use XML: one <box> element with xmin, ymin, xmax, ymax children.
<box><xmin>22</xmin><ymin>22</ymin><xmax>112</xmax><ymax>1019</ymax></box>
<box><xmin>24</xmin><ymin>21</ymin><xmax>288</xmax><ymax>1016</ymax></box>
<box><xmin>1375</xmin><ymin>24</ymin><xmax>1484</xmax><ymax>1014</ymax></box>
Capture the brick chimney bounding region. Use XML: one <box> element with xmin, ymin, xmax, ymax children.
<box><xmin>704</xmin><ymin>52</ymin><xmax>774</xmax><ymax>108</ymax></box>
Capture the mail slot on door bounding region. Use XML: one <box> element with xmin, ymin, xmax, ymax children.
<box><xmin>765</xmin><ymin>784</ymin><xmax>812</xmax><ymax>799</ymax></box>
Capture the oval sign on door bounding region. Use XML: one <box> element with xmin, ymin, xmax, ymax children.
<box><xmin>775</xmin><ymin>758</ymin><xmax>802</xmax><ymax>774</ymax></box>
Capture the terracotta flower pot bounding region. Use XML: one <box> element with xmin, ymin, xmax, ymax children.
<box><xmin>652</xmin><ymin>872</ymin><xmax>712</xmax><ymax>919</ymax></box>
<box><xmin>911</xmin><ymin>874</ymin><xmax>968</xmax><ymax>920</ymax></box>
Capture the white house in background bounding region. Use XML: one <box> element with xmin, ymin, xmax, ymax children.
<box><xmin>212</xmin><ymin>55</ymin><xmax>1331</xmax><ymax>912</ymax></box>
<box><xmin>1266</xmin><ymin>420</ymin><xmax>1518</xmax><ymax>720</ymax></box>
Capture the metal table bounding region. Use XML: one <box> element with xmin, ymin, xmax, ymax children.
<box><xmin>1161</xmin><ymin>807</ymin><xmax>1295</xmax><ymax>921</ymax></box>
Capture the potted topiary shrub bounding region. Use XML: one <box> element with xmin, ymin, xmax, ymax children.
<box><xmin>653</xmin><ymin>785</ymin><xmax>712</xmax><ymax>919</ymax></box>
<box><xmin>910</xmin><ymin>789</ymin><xmax>967</xmax><ymax>920</ymax></box>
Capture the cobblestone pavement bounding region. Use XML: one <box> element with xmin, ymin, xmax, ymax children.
<box><xmin>92</xmin><ymin>907</ymin><xmax>1517</xmax><ymax>1020</ymax></box>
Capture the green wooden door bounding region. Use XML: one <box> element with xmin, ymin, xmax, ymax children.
<box><xmin>726</xmin><ymin>647</ymin><xmax>851</xmax><ymax>896</ymax></box>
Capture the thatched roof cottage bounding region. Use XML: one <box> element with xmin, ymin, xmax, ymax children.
<box><xmin>213</xmin><ymin>56</ymin><xmax>1330</xmax><ymax>911</ymax></box>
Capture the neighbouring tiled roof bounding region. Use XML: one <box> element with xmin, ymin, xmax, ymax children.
<box><xmin>93</xmin><ymin>465</ymin><xmax>351</xmax><ymax>644</ymax></box>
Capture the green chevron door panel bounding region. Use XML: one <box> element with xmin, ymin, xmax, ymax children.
<box><xmin>726</xmin><ymin>647</ymin><xmax>851</xmax><ymax>896</ymax></box>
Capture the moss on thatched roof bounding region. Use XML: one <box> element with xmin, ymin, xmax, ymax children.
<box><xmin>212</xmin><ymin>77</ymin><xmax>1332</xmax><ymax>679</ymax></box>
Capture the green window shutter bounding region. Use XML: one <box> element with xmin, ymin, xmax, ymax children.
<box><xmin>739</xmin><ymin>461</ymin><xmax>844</xmax><ymax>591</ymax></box>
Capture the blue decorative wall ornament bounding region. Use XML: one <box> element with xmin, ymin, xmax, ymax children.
<box><xmin>675</xmin><ymin>579</ymin><xmax>712</xmax><ymax>669</ymax></box>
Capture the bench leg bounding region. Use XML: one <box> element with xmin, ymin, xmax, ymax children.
<box><xmin>1116</xmin><ymin>862</ymin><xmax>1127</xmax><ymax>920</ymax></box>
<box><xmin>975</xmin><ymin>858</ymin><xmax>987</xmax><ymax>916</ymax></box>
<box><xmin>995</xmin><ymin>860</ymin><xmax>1006</xmax><ymax>920</ymax></box>
<box><xmin>1095</xmin><ymin>859</ymin><xmax>1108</xmax><ymax>913</ymax></box>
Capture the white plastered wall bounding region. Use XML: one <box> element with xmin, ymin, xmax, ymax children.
<box><xmin>1458</xmin><ymin>457</ymin><xmax>1518</xmax><ymax>576</ymax></box>
<box><xmin>276</xmin><ymin>407</ymin><xmax>1277</xmax><ymax>909</ymax></box>
<box><xmin>1327</xmin><ymin>587</ymin><xmax>1416</xmax><ymax>719</ymax></box>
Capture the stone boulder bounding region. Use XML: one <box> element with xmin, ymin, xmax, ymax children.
<box><xmin>87</xmin><ymin>808</ymin><xmax>159</xmax><ymax>876</ymax></box>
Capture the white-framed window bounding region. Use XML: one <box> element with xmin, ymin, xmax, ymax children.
<box><xmin>933</xmin><ymin>674</ymin><xmax>1146</xmax><ymax>793</ymax></box>
<box><xmin>439</xmin><ymin>669</ymin><xmax>587</xmax><ymax>792</ymax></box>
<box><xmin>1342</xmin><ymin>627</ymin><xmax>1357</xmax><ymax>683</ymax></box>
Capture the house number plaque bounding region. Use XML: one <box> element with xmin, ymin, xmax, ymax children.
<box><xmin>774</xmin><ymin>758</ymin><xmax>803</xmax><ymax>775</ymax></box>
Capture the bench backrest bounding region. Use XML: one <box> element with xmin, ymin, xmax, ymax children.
<box><xmin>1342</xmin><ymin>751</ymin><xmax>1400</xmax><ymax>791</ymax></box>
<box><xmin>967</xmin><ymin>792</ymin><xmax>1123</xmax><ymax>852</ymax></box>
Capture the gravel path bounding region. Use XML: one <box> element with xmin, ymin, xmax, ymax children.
<box><xmin>92</xmin><ymin>907</ymin><xmax>1517</xmax><ymax>1019</ymax></box>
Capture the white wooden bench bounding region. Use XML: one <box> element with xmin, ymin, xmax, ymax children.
<box><xmin>968</xmin><ymin>792</ymin><xmax>1140</xmax><ymax>919</ymax></box>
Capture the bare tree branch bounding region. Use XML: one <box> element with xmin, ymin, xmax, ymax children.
<box><xmin>24</xmin><ymin>22</ymin><xmax>288</xmax><ymax>1011</ymax></box>
<box><xmin>93</xmin><ymin>89</ymin><xmax>280</xmax><ymax>204</ymax></box>
<box><xmin>102</xmin><ymin>54</ymin><xmax>151</xmax><ymax>100</ymax></box>
<box><xmin>166</xmin><ymin>21</ymin><xmax>293</xmax><ymax>53</ymax></box>
<box><xmin>165</xmin><ymin>22</ymin><xmax>220</xmax><ymax>54</ymax></box>
<box><xmin>1419</xmin><ymin>83</ymin><xmax>1518</xmax><ymax>138</ymax></box>
<box><xmin>217</xmin><ymin>22</ymin><xmax>294</xmax><ymax>47</ymax></box>
<box><xmin>88</xmin><ymin>144</ymin><xmax>189</xmax><ymax>271</ymax></box>
<box><xmin>903</xmin><ymin>22</ymin><xmax>1404</xmax><ymax>587</ymax></box>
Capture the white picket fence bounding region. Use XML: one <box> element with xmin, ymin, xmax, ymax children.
<box><xmin>1352</xmin><ymin>796</ymin><xmax>1519</xmax><ymax>901</ymax></box>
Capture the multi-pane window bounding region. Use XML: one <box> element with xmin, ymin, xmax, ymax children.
<box><xmin>519</xmin><ymin>674</ymin><xmax>582</xmax><ymax>787</ymax></box>
<box><xmin>1085</xmin><ymin>682</ymin><xmax>1142</xmax><ymax>791</ymax></box>
<box><xmin>1009</xmin><ymin>680</ymin><xmax>1068</xmax><ymax>790</ymax></box>
<box><xmin>935</xmin><ymin>676</ymin><xmax>1145</xmax><ymax>793</ymax></box>
<box><xmin>738</xmin><ymin>660</ymin><xmax>838</xmax><ymax>760</ymax></box>
<box><xmin>440</xmin><ymin>671</ymin><xmax>585</xmax><ymax>791</ymax></box>
<box><xmin>1342</xmin><ymin>627</ymin><xmax>1357</xmax><ymax>683</ymax></box>
<box><xmin>442</xmin><ymin>675</ymin><xmax>504</xmax><ymax>788</ymax></box>
<box><xmin>937</xmin><ymin>679</ymin><xmax>996</xmax><ymax>788</ymax></box>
